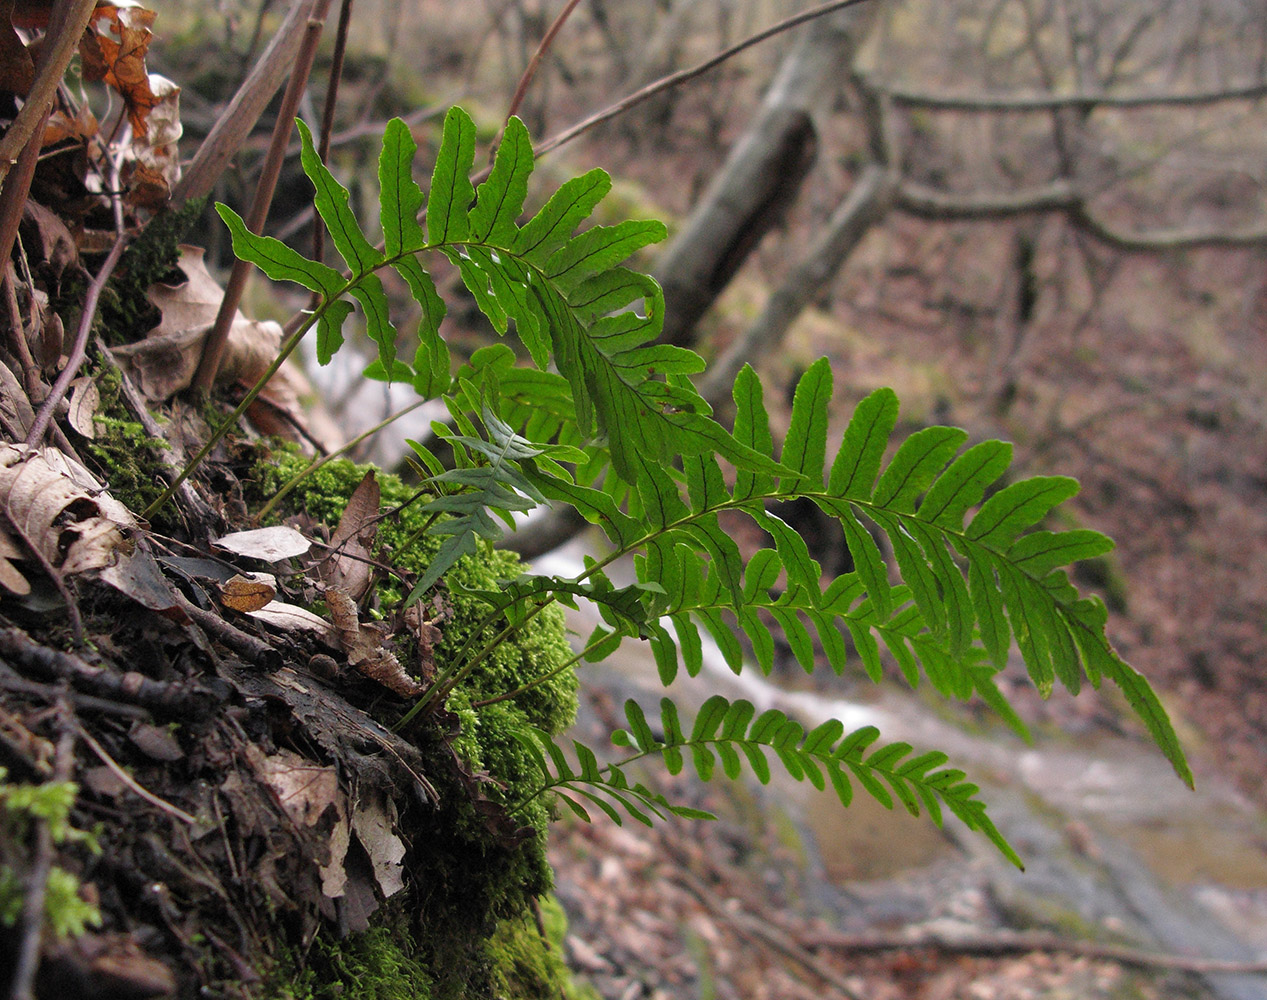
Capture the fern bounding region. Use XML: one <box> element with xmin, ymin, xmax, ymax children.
<box><xmin>512</xmin><ymin>696</ymin><xmax>1022</xmax><ymax>868</ymax></box>
<box><xmin>220</xmin><ymin>107</ymin><xmax>1192</xmax><ymax>868</ymax></box>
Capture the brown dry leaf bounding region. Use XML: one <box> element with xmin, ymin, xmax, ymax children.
<box><xmin>0</xmin><ymin>525</ymin><xmax>29</xmax><ymax>595</ymax></box>
<box><xmin>247</xmin><ymin>745</ymin><xmax>341</xmax><ymax>828</ymax></box>
<box><xmin>351</xmin><ymin>791</ymin><xmax>406</xmax><ymax>899</ymax></box>
<box><xmin>0</xmin><ymin>443</ymin><xmax>135</xmax><ymax>588</ymax></box>
<box><xmin>0</xmin><ymin>360</ymin><xmax>34</xmax><ymax>440</ymax></box>
<box><xmin>77</xmin><ymin>0</ymin><xmax>182</xmax><ymax>205</ymax></box>
<box><xmin>218</xmin><ymin>573</ymin><xmax>276</xmax><ymax>613</ymax></box>
<box><xmin>113</xmin><ymin>246</ymin><xmax>281</xmax><ymax>402</ymax></box>
<box><xmin>318</xmin><ymin>471</ymin><xmax>379</xmax><ymax>602</ymax></box>
<box><xmin>326</xmin><ymin>587</ymin><xmax>426</xmax><ymax>697</ymax></box>
<box><xmin>0</xmin><ymin>0</ymin><xmax>34</xmax><ymax>94</ymax></box>
<box><xmin>67</xmin><ymin>375</ymin><xmax>100</xmax><ymax>439</ymax></box>
<box><xmin>403</xmin><ymin>597</ymin><xmax>448</xmax><ymax>686</ymax></box>
<box><xmin>214</xmin><ymin>525</ymin><xmax>311</xmax><ymax>563</ymax></box>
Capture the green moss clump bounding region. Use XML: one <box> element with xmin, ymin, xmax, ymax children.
<box><xmin>266</xmin><ymin>924</ymin><xmax>433</xmax><ymax>1000</ymax></box>
<box><xmin>80</xmin><ymin>361</ymin><xmax>171</xmax><ymax>516</ymax></box>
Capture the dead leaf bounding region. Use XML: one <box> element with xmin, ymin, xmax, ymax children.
<box><xmin>247</xmin><ymin>600</ymin><xmax>338</xmax><ymax>643</ymax></box>
<box><xmin>113</xmin><ymin>246</ymin><xmax>282</xmax><ymax>402</ymax></box>
<box><xmin>248</xmin><ymin>746</ymin><xmax>340</xmax><ymax>828</ymax></box>
<box><xmin>128</xmin><ymin>722</ymin><xmax>183</xmax><ymax>761</ymax></box>
<box><xmin>351</xmin><ymin>791</ymin><xmax>406</xmax><ymax>898</ymax></box>
<box><xmin>0</xmin><ymin>526</ymin><xmax>29</xmax><ymax>595</ymax></box>
<box><xmin>0</xmin><ymin>443</ymin><xmax>135</xmax><ymax>588</ymax></box>
<box><xmin>218</xmin><ymin>573</ymin><xmax>277</xmax><ymax>613</ymax></box>
<box><xmin>403</xmin><ymin>597</ymin><xmax>448</xmax><ymax>686</ymax></box>
<box><xmin>0</xmin><ymin>0</ymin><xmax>33</xmax><ymax>94</ymax></box>
<box><xmin>67</xmin><ymin>375</ymin><xmax>99</xmax><ymax>439</ymax></box>
<box><xmin>319</xmin><ymin>801</ymin><xmax>351</xmax><ymax>899</ymax></box>
<box><xmin>214</xmin><ymin>525</ymin><xmax>311</xmax><ymax>562</ymax></box>
<box><xmin>318</xmin><ymin>471</ymin><xmax>379</xmax><ymax>602</ymax></box>
<box><xmin>326</xmin><ymin>587</ymin><xmax>426</xmax><ymax>697</ymax></box>
<box><xmin>0</xmin><ymin>360</ymin><xmax>35</xmax><ymax>440</ymax></box>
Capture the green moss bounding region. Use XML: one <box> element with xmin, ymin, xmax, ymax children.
<box><xmin>486</xmin><ymin>910</ymin><xmax>572</xmax><ymax>1000</ymax></box>
<box><xmin>266</xmin><ymin>923</ymin><xmax>433</xmax><ymax>1000</ymax></box>
<box><xmin>95</xmin><ymin>199</ymin><xmax>206</xmax><ymax>346</ymax></box>
<box><xmin>81</xmin><ymin>361</ymin><xmax>171</xmax><ymax>516</ymax></box>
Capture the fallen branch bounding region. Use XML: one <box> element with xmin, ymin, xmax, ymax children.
<box><xmin>798</xmin><ymin>927</ymin><xmax>1267</xmax><ymax>976</ymax></box>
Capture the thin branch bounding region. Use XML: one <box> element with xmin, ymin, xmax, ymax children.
<box><xmin>193</xmin><ymin>0</ymin><xmax>333</xmax><ymax>394</ymax></box>
<box><xmin>311</xmin><ymin>0</ymin><xmax>356</xmax><ymax>271</ymax></box>
<box><xmin>875</xmin><ymin>79</ymin><xmax>1267</xmax><ymax>112</ymax></box>
<box><xmin>799</xmin><ymin>927</ymin><xmax>1267</xmax><ymax>976</ymax></box>
<box><xmin>78</xmin><ymin>726</ymin><xmax>198</xmax><ymax>825</ymax></box>
<box><xmin>0</xmin><ymin>0</ymin><xmax>97</xmax><ymax>188</ymax></box>
<box><xmin>9</xmin><ymin>717</ymin><xmax>75</xmax><ymax>1000</ymax></box>
<box><xmin>534</xmin><ymin>0</ymin><xmax>877</xmax><ymax>159</ymax></box>
<box><xmin>26</xmin><ymin>157</ymin><xmax>128</xmax><ymax>447</ymax></box>
<box><xmin>896</xmin><ymin>179</ymin><xmax>1079</xmax><ymax>219</ymax></box>
<box><xmin>174</xmin><ymin>0</ymin><xmax>317</xmax><ymax>206</ymax></box>
<box><xmin>505</xmin><ymin>0</ymin><xmax>585</xmax><ymax>126</ymax></box>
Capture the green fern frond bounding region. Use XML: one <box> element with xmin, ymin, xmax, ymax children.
<box><xmin>513</xmin><ymin>696</ymin><xmax>1022</xmax><ymax>868</ymax></box>
<box><xmin>218</xmin><ymin>107</ymin><xmax>781</xmax><ymax>489</ymax></box>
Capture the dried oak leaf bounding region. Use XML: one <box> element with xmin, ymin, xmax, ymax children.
<box><xmin>78</xmin><ymin>0</ymin><xmax>181</xmax><ymax>206</ymax></box>
<box><xmin>326</xmin><ymin>587</ymin><xmax>426</xmax><ymax>697</ymax></box>
<box><xmin>0</xmin><ymin>443</ymin><xmax>135</xmax><ymax>592</ymax></box>
<box><xmin>113</xmin><ymin>246</ymin><xmax>282</xmax><ymax>402</ymax></box>
<box><xmin>318</xmin><ymin>471</ymin><xmax>379</xmax><ymax>602</ymax></box>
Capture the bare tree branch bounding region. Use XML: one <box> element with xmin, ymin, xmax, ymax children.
<box><xmin>875</xmin><ymin>79</ymin><xmax>1267</xmax><ymax>111</ymax></box>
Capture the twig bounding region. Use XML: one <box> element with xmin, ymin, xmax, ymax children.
<box><xmin>193</xmin><ymin>0</ymin><xmax>334</xmax><ymax>394</ymax></box>
<box><xmin>798</xmin><ymin>927</ymin><xmax>1267</xmax><ymax>976</ymax></box>
<box><xmin>0</xmin><ymin>0</ymin><xmax>97</xmax><ymax>188</ymax></box>
<box><xmin>505</xmin><ymin>0</ymin><xmax>586</xmax><ymax>124</ymax></box>
<box><xmin>77</xmin><ymin>726</ymin><xmax>197</xmax><ymax>825</ymax></box>
<box><xmin>25</xmin><ymin>160</ymin><xmax>128</xmax><ymax>446</ymax></box>
<box><xmin>173</xmin><ymin>0</ymin><xmax>318</xmax><ymax>206</ymax></box>
<box><xmin>534</xmin><ymin>0</ymin><xmax>875</xmax><ymax>159</ymax></box>
<box><xmin>2</xmin><ymin>262</ymin><xmax>42</xmax><ymax>400</ymax></box>
<box><xmin>670</xmin><ymin>870</ymin><xmax>865</xmax><ymax>1000</ymax></box>
<box><xmin>9</xmin><ymin>711</ymin><xmax>75</xmax><ymax>1000</ymax></box>
<box><xmin>311</xmin><ymin>0</ymin><xmax>355</xmax><ymax>273</ymax></box>
<box><xmin>174</xmin><ymin>591</ymin><xmax>282</xmax><ymax>671</ymax></box>
<box><xmin>0</xmin><ymin>103</ymin><xmax>50</xmax><ymax>315</ymax></box>
<box><xmin>0</xmin><ymin>626</ymin><xmax>225</xmax><ymax>719</ymax></box>
<box><xmin>0</xmin><ymin>661</ymin><xmax>152</xmax><ymax>720</ymax></box>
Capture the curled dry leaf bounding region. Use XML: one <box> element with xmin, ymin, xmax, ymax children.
<box><xmin>325</xmin><ymin>587</ymin><xmax>426</xmax><ymax>698</ymax></box>
<box><xmin>247</xmin><ymin>745</ymin><xmax>341</xmax><ymax>828</ymax></box>
<box><xmin>67</xmin><ymin>375</ymin><xmax>100</xmax><ymax>439</ymax></box>
<box><xmin>214</xmin><ymin>525</ymin><xmax>311</xmax><ymax>563</ymax></box>
<box><xmin>218</xmin><ymin>573</ymin><xmax>277</xmax><ymax>613</ymax></box>
<box><xmin>114</xmin><ymin>247</ymin><xmax>282</xmax><ymax>402</ymax></box>
<box><xmin>351</xmin><ymin>791</ymin><xmax>406</xmax><ymax>899</ymax></box>
<box><xmin>247</xmin><ymin>601</ymin><xmax>337</xmax><ymax>644</ymax></box>
<box><xmin>318</xmin><ymin>471</ymin><xmax>379</xmax><ymax>602</ymax></box>
<box><xmin>78</xmin><ymin>0</ymin><xmax>181</xmax><ymax>206</ymax></box>
<box><xmin>0</xmin><ymin>443</ymin><xmax>136</xmax><ymax>594</ymax></box>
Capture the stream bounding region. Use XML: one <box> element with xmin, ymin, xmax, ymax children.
<box><xmin>537</xmin><ymin>540</ymin><xmax>1267</xmax><ymax>1000</ymax></box>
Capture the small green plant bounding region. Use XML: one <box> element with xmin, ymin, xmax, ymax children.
<box><xmin>211</xmin><ymin>106</ymin><xmax>1190</xmax><ymax>866</ymax></box>
<box><xmin>0</xmin><ymin>768</ymin><xmax>101</xmax><ymax>940</ymax></box>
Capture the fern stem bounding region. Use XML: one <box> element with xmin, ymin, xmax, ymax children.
<box><xmin>470</xmin><ymin>644</ymin><xmax>591</xmax><ymax>710</ymax></box>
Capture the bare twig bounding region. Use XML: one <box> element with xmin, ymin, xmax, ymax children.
<box><xmin>534</xmin><ymin>0</ymin><xmax>876</xmax><ymax>159</ymax></box>
<box><xmin>174</xmin><ymin>0</ymin><xmax>318</xmax><ymax>206</ymax></box>
<box><xmin>174</xmin><ymin>591</ymin><xmax>282</xmax><ymax>671</ymax></box>
<box><xmin>878</xmin><ymin>78</ymin><xmax>1267</xmax><ymax>111</ymax></box>
<box><xmin>193</xmin><ymin>0</ymin><xmax>334</xmax><ymax>394</ymax></box>
<box><xmin>78</xmin><ymin>726</ymin><xmax>198</xmax><ymax>825</ymax></box>
<box><xmin>26</xmin><ymin>157</ymin><xmax>128</xmax><ymax>448</ymax></box>
<box><xmin>505</xmin><ymin>0</ymin><xmax>586</xmax><ymax>124</ymax></box>
<box><xmin>799</xmin><ymin>927</ymin><xmax>1267</xmax><ymax>976</ymax></box>
<box><xmin>311</xmin><ymin>0</ymin><xmax>356</xmax><ymax>273</ymax></box>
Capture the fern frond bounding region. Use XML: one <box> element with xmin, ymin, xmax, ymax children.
<box><xmin>514</xmin><ymin>696</ymin><xmax>1021</xmax><ymax>867</ymax></box>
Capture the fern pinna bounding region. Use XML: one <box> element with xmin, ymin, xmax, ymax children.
<box><xmin>219</xmin><ymin>106</ymin><xmax>1190</xmax><ymax>866</ymax></box>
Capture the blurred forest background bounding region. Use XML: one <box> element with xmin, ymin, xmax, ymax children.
<box><xmin>146</xmin><ymin>0</ymin><xmax>1267</xmax><ymax>995</ymax></box>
